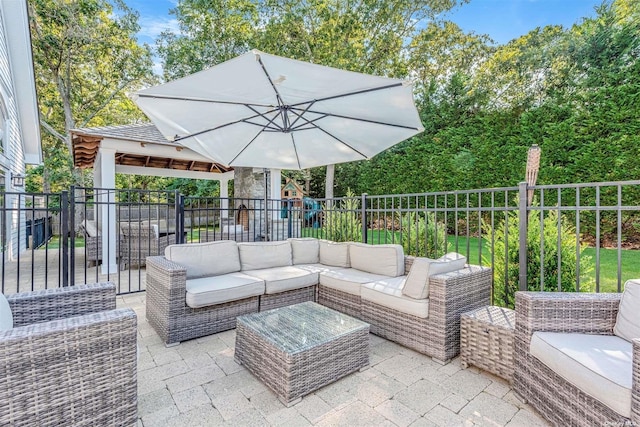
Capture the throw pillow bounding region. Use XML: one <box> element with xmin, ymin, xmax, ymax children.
<box><xmin>614</xmin><ymin>279</ymin><xmax>640</xmax><ymax>342</ymax></box>
<box><xmin>402</xmin><ymin>253</ymin><xmax>467</xmax><ymax>300</ymax></box>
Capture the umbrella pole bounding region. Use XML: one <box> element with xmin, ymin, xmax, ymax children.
<box><xmin>264</xmin><ymin>168</ymin><xmax>269</xmax><ymax>241</ymax></box>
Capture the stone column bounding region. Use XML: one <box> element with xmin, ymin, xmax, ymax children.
<box><xmin>233</xmin><ymin>167</ymin><xmax>267</xmax><ymax>239</ymax></box>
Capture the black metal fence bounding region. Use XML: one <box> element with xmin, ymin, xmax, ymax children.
<box><xmin>1</xmin><ymin>180</ymin><xmax>638</xmax><ymax>302</ymax></box>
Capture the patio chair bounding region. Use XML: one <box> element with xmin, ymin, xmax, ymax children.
<box><xmin>121</xmin><ymin>220</ymin><xmax>176</xmax><ymax>268</ymax></box>
<box><xmin>513</xmin><ymin>283</ymin><xmax>640</xmax><ymax>426</ymax></box>
<box><xmin>79</xmin><ymin>219</ymin><xmax>122</xmax><ymax>267</ymax></box>
<box><xmin>0</xmin><ymin>282</ymin><xmax>138</xmax><ymax>426</ymax></box>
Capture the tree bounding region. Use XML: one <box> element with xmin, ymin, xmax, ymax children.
<box><xmin>29</xmin><ymin>0</ymin><xmax>154</xmax><ymax>190</ymax></box>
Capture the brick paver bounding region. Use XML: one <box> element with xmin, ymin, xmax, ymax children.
<box><xmin>118</xmin><ymin>295</ymin><xmax>550</xmax><ymax>427</ymax></box>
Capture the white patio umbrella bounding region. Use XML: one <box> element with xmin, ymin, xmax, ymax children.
<box><xmin>133</xmin><ymin>49</ymin><xmax>424</xmax><ymax>170</ymax></box>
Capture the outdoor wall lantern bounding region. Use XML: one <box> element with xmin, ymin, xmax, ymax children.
<box><xmin>11</xmin><ymin>173</ymin><xmax>25</xmax><ymax>188</ymax></box>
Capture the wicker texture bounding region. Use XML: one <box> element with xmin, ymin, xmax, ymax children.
<box><xmin>0</xmin><ymin>283</ymin><xmax>137</xmax><ymax>427</ymax></box>
<box><xmin>121</xmin><ymin>224</ymin><xmax>175</xmax><ymax>268</ymax></box>
<box><xmin>514</xmin><ymin>291</ymin><xmax>640</xmax><ymax>426</ymax></box>
<box><xmin>146</xmin><ymin>256</ymin><xmax>259</xmax><ymax>345</ymax></box>
<box><xmin>260</xmin><ymin>286</ymin><xmax>316</xmax><ymax>312</ymax></box>
<box><xmin>318</xmin><ymin>286</ymin><xmax>362</xmax><ymax>318</ymax></box>
<box><xmin>460</xmin><ymin>306</ymin><xmax>515</xmax><ymax>381</ymax></box>
<box><xmin>362</xmin><ymin>265</ymin><xmax>492</xmax><ymax>363</ymax></box>
<box><xmin>8</xmin><ymin>282</ymin><xmax>117</xmax><ymax>326</ymax></box>
<box><xmin>235</xmin><ymin>302</ymin><xmax>369</xmax><ymax>405</ymax></box>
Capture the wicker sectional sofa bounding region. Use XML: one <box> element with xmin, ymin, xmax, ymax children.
<box><xmin>146</xmin><ymin>238</ymin><xmax>491</xmax><ymax>363</ymax></box>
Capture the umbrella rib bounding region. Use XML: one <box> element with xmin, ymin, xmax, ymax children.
<box><xmin>245</xmin><ymin>105</ymin><xmax>283</xmax><ymax>131</ymax></box>
<box><xmin>287</xmin><ymin>100</ymin><xmax>316</xmax><ymax>130</ymax></box>
<box><xmin>290</xmin><ymin>107</ymin><xmax>421</xmax><ymax>131</ymax></box>
<box><xmin>256</xmin><ymin>55</ymin><xmax>285</xmax><ymax>108</ymax></box>
<box><xmin>289</xmin><ymin>82</ymin><xmax>403</xmax><ymax>107</ymax></box>
<box><xmin>285</xmin><ymin>104</ymin><xmax>369</xmax><ymax>159</ymax></box>
<box><xmin>173</xmin><ymin>107</ymin><xmax>279</xmax><ymax>142</ymax></box>
<box><xmin>290</xmin><ymin>133</ymin><xmax>301</xmax><ymax>170</ymax></box>
<box><xmin>228</xmin><ymin>108</ymin><xmax>282</xmax><ymax>165</ymax></box>
<box><xmin>136</xmin><ymin>93</ymin><xmax>274</xmax><ymax>109</ymax></box>
<box><xmin>312</xmin><ymin>122</ymin><xmax>369</xmax><ymax>160</ymax></box>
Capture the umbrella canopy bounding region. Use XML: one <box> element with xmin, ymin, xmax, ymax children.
<box><xmin>133</xmin><ymin>50</ymin><xmax>424</xmax><ymax>170</ymax></box>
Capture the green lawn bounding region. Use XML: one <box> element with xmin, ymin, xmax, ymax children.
<box><xmin>302</xmin><ymin>228</ymin><xmax>640</xmax><ymax>293</ymax></box>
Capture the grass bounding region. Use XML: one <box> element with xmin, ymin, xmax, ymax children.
<box><xmin>302</xmin><ymin>228</ymin><xmax>640</xmax><ymax>293</ymax></box>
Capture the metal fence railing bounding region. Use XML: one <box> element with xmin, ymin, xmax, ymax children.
<box><xmin>1</xmin><ymin>180</ymin><xmax>638</xmax><ymax>302</ymax></box>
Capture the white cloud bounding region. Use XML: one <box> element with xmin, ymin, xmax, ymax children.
<box><xmin>138</xmin><ymin>16</ymin><xmax>180</xmax><ymax>40</ymax></box>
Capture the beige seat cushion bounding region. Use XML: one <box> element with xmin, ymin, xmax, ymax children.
<box><xmin>165</xmin><ymin>240</ymin><xmax>240</xmax><ymax>279</ymax></box>
<box><xmin>361</xmin><ymin>277</ymin><xmax>429</xmax><ymax>318</ymax></box>
<box><xmin>185</xmin><ymin>272</ymin><xmax>265</xmax><ymax>308</ymax></box>
<box><xmin>319</xmin><ymin>240</ymin><xmax>350</xmax><ymax>268</ymax></box>
<box><xmin>243</xmin><ymin>266</ymin><xmax>318</xmax><ymax>294</ymax></box>
<box><xmin>614</xmin><ymin>279</ymin><xmax>640</xmax><ymax>342</ymax></box>
<box><xmin>531</xmin><ymin>331</ymin><xmax>632</xmax><ymax>418</ymax></box>
<box><xmin>349</xmin><ymin>243</ymin><xmax>404</xmax><ymax>277</ymax></box>
<box><xmin>319</xmin><ymin>268</ymin><xmax>388</xmax><ymax>296</ymax></box>
<box><xmin>288</xmin><ymin>238</ymin><xmax>320</xmax><ymax>264</ymax></box>
<box><xmin>238</xmin><ymin>241</ymin><xmax>292</xmax><ymax>270</ymax></box>
<box><xmin>402</xmin><ymin>253</ymin><xmax>467</xmax><ymax>300</ymax></box>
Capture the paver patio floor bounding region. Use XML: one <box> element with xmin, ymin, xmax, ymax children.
<box><xmin>118</xmin><ymin>293</ymin><xmax>549</xmax><ymax>427</ymax></box>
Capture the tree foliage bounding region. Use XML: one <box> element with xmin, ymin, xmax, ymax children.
<box><xmin>29</xmin><ymin>0</ymin><xmax>154</xmax><ymax>190</ymax></box>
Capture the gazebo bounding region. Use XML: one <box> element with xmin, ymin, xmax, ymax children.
<box><xmin>71</xmin><ymin>123</ymin><xmax>282</xmax><ymax>272</ymax></box>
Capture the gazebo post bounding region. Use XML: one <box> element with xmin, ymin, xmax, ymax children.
<box><xmin>96</xmin><ymin>148</ymin><xmax>119</xmax><ymax>274</ymax></box>
<box><xmin>219</xmin><ymin>178</ymin><xmax>229</xmax><ymax>219</ymax></box>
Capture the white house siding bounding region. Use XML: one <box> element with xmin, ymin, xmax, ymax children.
<box><xmin>0</xmin><ymin>9</ymin><xmax>29</xmax><ymax>259</ymax></box>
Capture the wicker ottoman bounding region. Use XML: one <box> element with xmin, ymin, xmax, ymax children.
<box><xmin>235</xmin><ymin>301</ymin><xmax>370</xmax><ymax>406</ymax></box>
<box><xmin>460</xmin><ymin>305</ymin><xmax>515</xmax><ymax>382</ymax></box>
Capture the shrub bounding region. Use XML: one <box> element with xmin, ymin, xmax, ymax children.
<box><xmin>399</xmin><ymin>212</ymin><xmax>446</xmax><ymax>257</ymax></box>
<box><xmin>322</xmin><ymin>189</ymin><xmax>362</xmax><ymax>242</ymax></box>
<box><xmin>485</xmin><ymin>208</ymin><xmax>593</xmax><ymax>309</ymax></box>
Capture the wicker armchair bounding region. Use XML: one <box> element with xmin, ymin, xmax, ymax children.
<box><xmin>121</xmin><ymin>221</ymin><xmax>176</xmax><ymax>268</ymax></box>
<box><xmin>79</xmin><ymin>220</ymin><xmax>122</xmax><ymax>267</ymax></box>
<box><xmin>514</xmin><ymin>291</ymin><xmax>640</xmax><ymax>426</ymax></box>
<box><xmin>0</xmin><ymin>282</ymin><xmax>138</xmax><ymax>426</ymax></box>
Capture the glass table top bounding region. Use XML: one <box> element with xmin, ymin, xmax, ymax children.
<box><xmin>237</xmin><ymin>302</ymin><xmax>369</xmax><ymax>354</ymax></box>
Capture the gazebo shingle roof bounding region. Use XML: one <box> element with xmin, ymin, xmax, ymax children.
<box><xmin>71</xmin><ymin>123</ymin><xmax>232</xmax><ymax>173</ymax></box>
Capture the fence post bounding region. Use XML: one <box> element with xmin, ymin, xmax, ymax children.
<box><xmin>176</xmin><ymin>191</ymin><xmax>185</xmax><ymax>244</ymax></box>
<box><xmin>287</xmin><ymin>199</ymin><xmax>293</xmax><ymax>238</ymax></box>
<box><xmin>361</xmin><ymin>193</ymin><xmax>368</xmax><ymax>244</ymax></box>
<box><xmin>69</xmin><ymin>187</ymin><xmax>75</xmax><ymax>285</ymax></box>
<box><xmin>518</xmin><ymin>182</ymin><xmax>528</xmax><ymax>291</ymax></box>
<box><xmin>61</xmin><ymin>190</ymin><xmax>69</xmax><ymax>287</ymax></box>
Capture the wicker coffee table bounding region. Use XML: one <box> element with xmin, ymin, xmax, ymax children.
<box><xmin>235</xmin><ymin>301</ymin><xmax>370</xmax><ymax>406</ymax></box>
<box><xmin>460</xmin><ymin>305</ymin><xmax>515</xmax><ymax>382</ymax></box>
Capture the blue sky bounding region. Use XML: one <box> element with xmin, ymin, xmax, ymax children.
<box><xmin>127</xmin><ymin>0</ymin><xmax>604</xmax><ymax>48</ymax></box>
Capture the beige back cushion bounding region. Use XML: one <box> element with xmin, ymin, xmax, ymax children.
<box><xmin>238</xmin><ymin>241</ymin><xmax>292</xmax><ymax>270</ymax></box>
<box><xmin>349</xmin><ymin>243</ymin><xmax>405</xmax><ymax>277</ymax></box>
<box><xmin>614</xmin><ymin>279</ymin><xmax>640</xmax><ymax>342</ymax></box>
<box><xmin>82</xmin><ymin>220</ymin><xmax>99</xmax><ymax>238</ymax></box>
<box><xmin>165</xmin><ymin>240</ymin><xmax>240</xmax><ymax>279</ymax></box>
<box><xmin>402</xmin><ymin>253</ymin><xmax>467</xmax><ymax>300</ymax></box>
<box><xmin>319</xmin><ymin>240</ymin><xmax>350</xmax><ymax>268</ymax></box>
<box><xmin>288</xmin><ymin>238</ymin><xmax>320</xmax><ymax>264</ymax></box>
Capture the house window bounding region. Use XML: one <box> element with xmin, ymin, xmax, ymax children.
<box><xmin>284</xmin><ymin>190</ymin><xmax>289</xmax><ymax>197</ymax></box>
<box><xmin>292</xmin><ymin>191</ymin><xmax>297</xmax><ymax>197</ymax></box>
